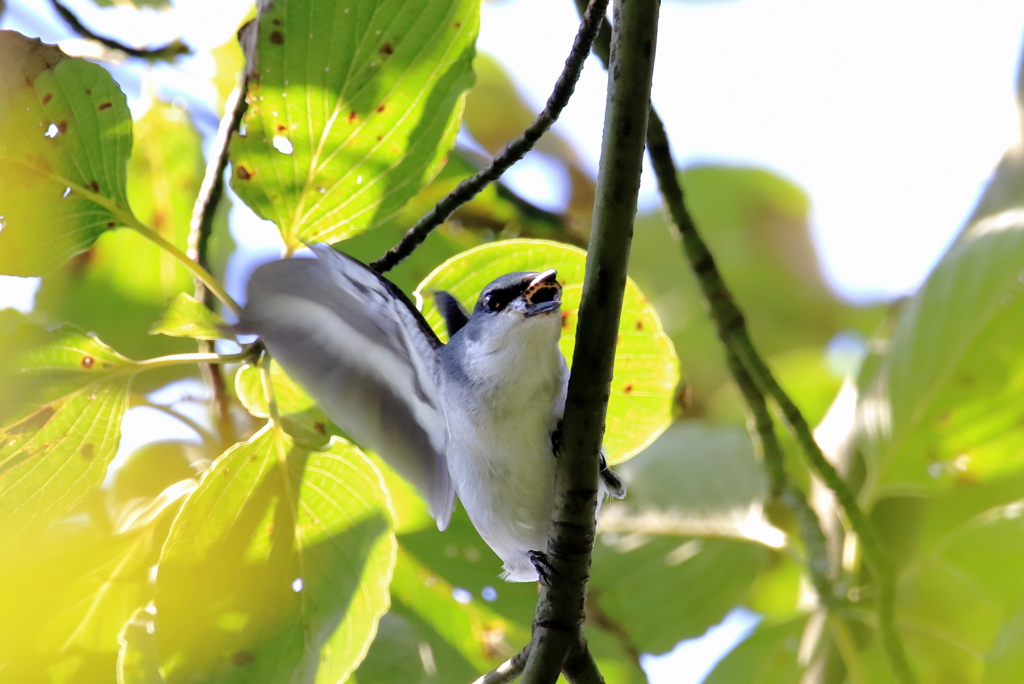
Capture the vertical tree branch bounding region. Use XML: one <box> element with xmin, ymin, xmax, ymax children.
<box><xmin>187</xmin><ymin>82</ymin><xmax>248</xmax><ymax>453</ymax></box>
<box><xmin>571</xmin><ymin>2</ymin><xmax>917</xmax><ymax>680</ymax></box>
<box><xmin>520</xmin><ymin>2</ymin><xmax>659</xmax><ymax>682</ymax></box>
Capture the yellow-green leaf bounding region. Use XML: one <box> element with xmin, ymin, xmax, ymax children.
<box><xmin>414</xmin><ymin>239</ymin><xmax>680</xmax><ymax>464</ymax></box>
<box><xmin>234</xmin><ymin>360</ymin><xmax>317</xmax><ymax>418</ymax></box>
<box><xmin>0</xmin><ymin>31</ymin><xmax>134</xmax><ymax>275</ymax></box>
<box><xmin>154</xmin><ymin>427</ymin><xmax>396</xmax><ymax>683</ymax></box>
<box><xmin>151</xmin><ymin>293</ymin><xmax>227</xmax><ymax>340</ymax></box>
<box><xmin>0</xmin><ymin>323</ymin><xmax>134</xmax><ymax>539</ymax></box>
<box><xmin>229</xmin><ymin>0</ymin><xmax>480</xmax><ymax>252</ymax></box>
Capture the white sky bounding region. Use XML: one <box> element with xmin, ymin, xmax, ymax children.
<box><xmin>2</xmin><ymin>0</ymin><xmax>1024</xmax><ymax>679</ymax></box>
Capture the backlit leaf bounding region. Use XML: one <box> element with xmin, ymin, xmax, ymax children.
<box><xmin>154</xmin><ymin>427</ymin><xmax>396</xmax><ymax>683</ymax></box>
<box><xmin>0</xmin><ymin>323</ymin><xmax>133</xmax><ymax>539</ymax></box>
<box><xmin>414</xmin><ymin>239</ymin><xmax>679</xmax><ymax>464</ymax></box>
<box><xmin>151</xmin><ymin>293</ymin><xmax>228</xmax><ymax>341</ymax></box>
<box><xmin>0</xmin><ymin>31</ymin><xmax>134</xmax><ymax>275</ymax></box>
<box><xmin>34</xmin><ymin>101</ymin><xmax>206</xmax><ymax>368</ymax></box>
<box><xmin>859</xmin><ymin>209</ymin><xmax>1024</xmax><ymax>497</ymax></box>
<box><xmin>229</xmin><ymin>0</ymin><xmax>480</xmax><ymax>252</ymax></box>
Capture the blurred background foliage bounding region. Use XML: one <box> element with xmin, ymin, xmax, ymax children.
<box><xmin>2</xmin><ymin>0</ymin><xmax>1024</xmax><ymax>683</ymax></box>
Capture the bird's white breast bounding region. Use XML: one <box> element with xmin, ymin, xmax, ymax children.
<box><xmin>440</xmin><ymin>313</ymin><xmax>567</xmax><ymax>581</ymax></box>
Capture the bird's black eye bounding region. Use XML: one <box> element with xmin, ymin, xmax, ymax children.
<box><xmin>483</xmin><ymin>294</ymin><xmax>504</xmax><ymax>312</ymax></box>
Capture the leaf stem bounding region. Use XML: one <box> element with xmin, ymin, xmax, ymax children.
<box><xmin>123</xmin><ymin>218</ymin><xmax>241</xmax><ymax>316</ymax></box>
<box><xmin>131</xmin><ymin>349</ymin><xmax>252</xmax><ymax>372</ymax></box>
<box><xmin>370</xmin><ymin>0</ymin><xmax>611</xmax><ymax>274</ymax></box>
<box><xmin>520</xmin><ymin>1</ymin><xmax>659</xmax><ymax>682</ymax></box>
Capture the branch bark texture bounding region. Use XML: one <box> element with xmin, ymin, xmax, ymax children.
<box><xmin>371</xmin><ymin>0</ymin><xmax>610</xmax><ymax>274</ymax></box>
<box><xmin>188</xmin><ymin>82</ymin><xmax>248</xmax><ymax>453</ymax></box>
<box><xmin>573</xmin><ymin>2</ymin><xmax>917</xmax><ymax>681</ymax></box>
<box><xmin>519</xmin><ymin>1</ymin><xmax>659</xmax><ymax>682</ymax></box>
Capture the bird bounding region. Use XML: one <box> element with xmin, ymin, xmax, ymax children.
<box><xmin>235</xmin><ymin>245</ymin><xmax>624</xmax><ymax>582</ymax></box>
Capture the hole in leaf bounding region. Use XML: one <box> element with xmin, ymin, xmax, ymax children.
<box><xmin>272</xmin><ymin>135</ymin><xmax>293</xmax><ymax>155</ymax></box>
<box><xmin>62</xmin><ymin>187</ymin><xmax>72</xmax><ymax>198</ymax></box>
<box><xmin>44</xmin><ymin>123</ymin><xmax>59</xmax><ymax>138</ymax></box>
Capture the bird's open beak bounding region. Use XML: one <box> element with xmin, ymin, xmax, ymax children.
<box><xmin>524</xmin><ymin>270</ymin><xmax>561</xmax><ymax>316</ymax></box>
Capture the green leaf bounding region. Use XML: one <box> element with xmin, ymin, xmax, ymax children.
<box><xmin>389</xmin><ymin>547</ymin><xmax>525</xmax><ymax>672</ymax></box>
<box><xmin>118</xmin><ymin>606</ymin><xmax>165</xmax><ymax>684</ymax></box>
<box><xmin>0</xmin><ymin>447</ymin><xmax>190</xmax><ymax>684</ymax></box>
<box><xmin>703</xmin><ymin>616</ymin><xmax>806</xmax><ymax>684</ymax></box>
<box><xmin>234</xmin><ymin>360</ymin><xmax>318</xmax><ymax>418</ymax></box>
<box><xmin>0</xmin><ymin>323</ymin><xmax>134</xmax><ymax>539</ymax></box>
<box><xmin>628</xmin><ymin>166</ymin><xmax>882</xmax><ymax>410</ymax></box>
<box><xmin>589</xmin><ymin>536</ymin><xmax>766</xmax><ymax>655</ymax></box>
<box><xmin>599</xmin><ymin>423</ymin><xmax>782</xmax><ymax>548</ymax></box>
<box><xmin>860</xmin><ymin>209</ymin><xmax>1024</xmax><ymax>497</ymax></box>
<box><xmin>229</xmin><ymin>0</ymin><xmax>480</xmax><ymax>252</ymax></box>
<box><xmin>34</xmin><ymin>101</ymin><xmax>208</xmax><ymax>370</ymax></box>
<box><xmin>414</xmin><ymin>239</ymin><xmax>680</xmax><ymax>464</ymax></box>
<box><xmin>151</xmin><ymin>293</ymin><xmax>228</xmax><ymax>340</ymax></box>
<box><xmin>984</xmin><ymin>600</ymin><xmax>1024</xmax><ymax>684</ymax></box>
<box><xmin>0</xmin><ymin>31</ymin><xmax>135</xmax><ymax>275</ymax></box>
<box><xmin>154</xmin><ymin>427</ymin><xmax>396</xmax><ymax>684</ymax></box>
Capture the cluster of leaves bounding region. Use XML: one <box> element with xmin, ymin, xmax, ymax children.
<box><xmin>4</xmin><ymin>1</ymin><xmax>1024</xmax><ymax>683</ymax></box>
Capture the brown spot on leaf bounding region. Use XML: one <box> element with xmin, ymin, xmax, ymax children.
<box><xmin>376</xmin><ymin>135</ymin><xmax>382</xmax><ymax>141</ymax></box>
<box><xmin>106</xmin><ymin>221</ymin><xmax>115</xmax><ymax>228</ymax></box>
<box><xmin>81</xmin><ymin>356</ymin><xmax>95</xmax><ymax>369</ymax></box>
<box><xmin>455</xmin><ymin>22</ymin><xmax>462</xmax><ymax>28</ymax></box>
<box><xmin>84</xmin><ymin>89</ymin><xmax>91</xmax><ymax>95</ymax></box>
<box><xmin>153</xmin><ymin>210</ymin><xmax>167</xmax><ymax>229</ymax></box>
<box><xmin>22</xmin><ymin>405</ymin><xmax>56</xmax><ymax>432</ymax></box>
<box><xmin>348</xmin><ymin>111</ymin><xmax>358</xmax><ymax>124</ymax></box>
<box><xmin>237</xmin><ymin>165</ymin><xmax>253</xmax><ymax>180</ymax></box>
<box><xmin>57</xmin><ymin>120</ymin><xmax>68</xmax><ymax>134</ymax></box>
<box><xmin>636</xmin><ymin>319</ymin><xmax>643</xmax><ymax>330</ymax></box>
<box><xmin>276</xmin><ymin>123</ymin><xmax>287</xmax><ymax>132</ymax></box>
<box><xmin>232</xmin><ymin>652</ymin><xmax>255</xmax><ymax>666</ymax></box>
<box><xmin>98</xmin><ymin>102</ymin><xmax>112</xmax><ymax>110</ymax></box>
<box><xmin>42</xmin><ymin>93</ymin><xmax>52</xmax><ymax>104</ymax></box>
<box><xmin>87</xmin><ymin>180</ymin><xmax>99</xmax><ymax>193</ymax></box>
<box><xmin>272</xmin><ymin>18</ymin><xmax>281</xmax><ymax>26</ymax></box>
<box><xmin>314</xmin><ymin>422</ymin><xmax>326</xmax><ymax>435</ymax></box>
<box><xmin>624</xmin><ymin>383</ymin><xmax>634</xmax><ymax>394</ymax></box>
<box><xmin>269</xmin><ymin>31</ymin><xmax>284</xmax><ymax>45</ymax></box>
<box><xmin>379</xmin><ymin>43</ymin><xmax>394</xmax><ymax>55</ymax></box>
<box><xmin>81</xmin><ymin>443</ymin><xmax>94</xmax><ymax>459</ymax></box>
<box><xmin>561</xmin><ymin>311</ymin><xmax>570</xmax><ymax>329</ymax></box>
<box><xmin>376</xmin><ymin>104</ymin><xmax>386</xmax><ymax>113</ymax></box>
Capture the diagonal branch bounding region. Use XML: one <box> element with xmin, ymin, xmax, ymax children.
<box><xmin>570</xmin><ymin>1</ymin><xmax>916</xmax><ymax>679</ymax></box>
<box><xmin>49</xmin><ymin>0</ymin><xmax>189</xmax><ymax>61</ymax></box>
<box><xmin>471</xmin><ymin>645</ymin><xmax>531</xmax><ymax>684</ymax></box>
<box><xmin>370</xmin><ymin>0</ymin><xmax>611</xmax><ymax>274</ymax></box>
<box><xmin>187</xmin><ymin>82</ymin><xmax>248</xmax><ymax>452</ymax></box>
<box><xmin>520</xmin><ymin>1</ymin><xmax>660</xmax><ymax>682</ymax></box>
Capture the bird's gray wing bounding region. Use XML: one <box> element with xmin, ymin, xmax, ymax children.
<box><xmin>235</xmin><ymin>245</ymin><xmax>455</xmax><ymax>529</ymax></box>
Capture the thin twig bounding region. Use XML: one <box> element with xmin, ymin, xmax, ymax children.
<box><xmin>561</xmin><ymin>644</ymin><xmax>605</xmax><ymax>684</ymax></box>
<box><xmin>723</xmin><ymin>349</ymin><xmax>838</xmax><ymax>608</ymax></box>
<box><xmin>471</xmin><ymin>645</ymin><xmax>531</xmax><ymax>684</ymax></box>
<box><xmin>50</xmin><ymin>0</ymin><xmax>189</xmax><ymax>61</ymax></box>
<box><xmin>370</xmin><ymin>0</ymin><xmax>610</xmax><ymax>274</ymax></box>
<box><xmin>648</xmin><ymin>96</ymin><xmax>918</xmax><ymax>684</ymax></box>
<box><xmin>520</xmin><ymin>2</ymin><xmax>659</xmax><ymax>683</ymax></box>
<box><xmin>188</xmin><ymin>82</ymin><xmax>248</xmax><ymax>452</ymax></box>
<box><xmin>583</xmin><ymin>592</ymin><xmax>642</xmax><ymax>671</ymax></box>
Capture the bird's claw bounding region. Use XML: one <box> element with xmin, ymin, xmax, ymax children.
<box><xmin>528</xmin><ymin>550</ymin><xmax>557</xmax><ymax>586</ymax></box>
